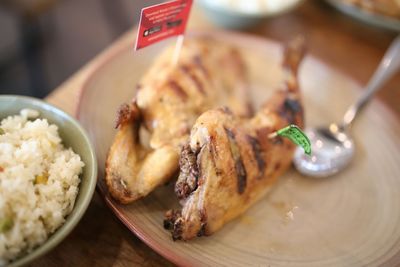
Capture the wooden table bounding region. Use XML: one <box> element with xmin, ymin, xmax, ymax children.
<box><xmin>30</xmin><ymin>1</ymin><xmax>400</xmax><ymax>266</ymax></box>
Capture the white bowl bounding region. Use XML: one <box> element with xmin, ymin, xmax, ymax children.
<box><xmin>197</xmin><ymin>0</ymin><xmax>304</xmax><ymax>29</ymax></box>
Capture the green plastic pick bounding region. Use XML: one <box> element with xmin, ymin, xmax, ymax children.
<box><xmin>274</xmin><ymin>124</ymin><xmax>311</xmax><ymax>155</ymax></box>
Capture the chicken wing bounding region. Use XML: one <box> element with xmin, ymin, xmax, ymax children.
<box><xmin>165</xmin><ymin>37</ymin><xmax>306</xmax><ymax>240</ymax></box>
<box><xmin>106</xmin><ymin>37</ymin><xmax>252</xmax><ymax>204</ymax></box>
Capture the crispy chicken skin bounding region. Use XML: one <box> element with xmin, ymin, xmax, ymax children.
<box><xmin>105</xmin><ymin>37</ymin><xmax>252</xmax><ymax>204</ymax></box>
<box><xmin>165</xmin><ymin>38</ymin><xmax>306</xmax><ymax>240</ymax></box>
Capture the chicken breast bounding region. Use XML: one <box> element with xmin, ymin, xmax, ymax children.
<box><xmin>165</xmin><ymin>37</ymin><xmax>306</xmax><ymax>240</ymax></box>
<box><xmin>106</xmin><ymin>37</ymin><xmax>252</xmax><ymax>204</ymax></box>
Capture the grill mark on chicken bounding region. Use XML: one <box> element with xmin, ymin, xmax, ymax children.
<box><xmin>278</xmin><ymin>97</ymin><xmax>302</xmax><ymax>124</ymax></box>
<box><xmin>218</xmin><ymin>106</ymin><xmax>233</xmax><ymax>115</ymax></box>
<box><xmin>229</xmin><ymin>49</ymin><xmax>246</xmax><ymax>78</ymax></box>
<box><xmin>196</xmin><ymin>143</ymin><xmax>209</xmax><ymax>188</ymax></box>
<box><xmin>224</xmin><ymin>127</ymin><xmax>247</xmax><ymax>194</ymax></box>
<box><xmin>193</xmin><ymin>55</ymin><xmax>209</xmax><ymax>78</ymax></box>
<box><xmin>206</xmin><ymin>136</ymin><xmax>223</xmax><ymax>178</ymax></box>
<box><xmin>168</xmin><ymin>80</ymin><xmax>188</xmax><ymax>100</ymax></box>
<box><xmin>208</xmin><ymin>137</ymin><xmax>223</xmax><ymax>176</ymax></box>
<box><xmin>246</xmin><ymin>101</ymin><xmax>254</xmax><ymax>117</ymax></box>
<box><xmin>180</xmin><ymin>65</ymin><xmax>206</xmax><ymax>95</ymax></box>
<box><xmin>246</xmin><ymin>135</ymin><xmax>266</xmax><ymax>178</ymax></box>
<box><xmin>175</xmin><ymin>144</ymin><xmax>199</xmax><ymax>199</ymax></box>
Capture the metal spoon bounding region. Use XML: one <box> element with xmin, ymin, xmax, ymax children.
<box><xmin>294</xmin><ymin>35</ymin><xmax>400</xmax><ymax>178</ymax></box>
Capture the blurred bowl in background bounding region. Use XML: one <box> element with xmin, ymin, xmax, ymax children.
<box><xmin>197</xmin><ymin>0</ymin><xmax>304</xmax><ymax>29</ymax></box>
<box><xmin>326</xmin><ymin>0</ymin><xmax>400</xmax><ymax>32</ymax></box>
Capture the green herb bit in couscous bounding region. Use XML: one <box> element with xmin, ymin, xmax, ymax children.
<box><xmin>0</xmin><ymin>218</ymin><xmax>13</xmax><ymax>233</ymax></box>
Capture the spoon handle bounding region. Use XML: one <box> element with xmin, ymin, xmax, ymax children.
<box><xmin>342</xmin><ymin>35</ymin><xmax>400</xmax><ymax>129</ymax></box>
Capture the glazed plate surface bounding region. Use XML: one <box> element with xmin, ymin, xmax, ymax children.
<box><xmin>77</xmin><ymin>31</ymin><xmax>400</xmax><ymax>266</ymax></box>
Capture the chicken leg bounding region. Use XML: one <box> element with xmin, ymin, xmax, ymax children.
<box><xmin>165</xmin><ymin>37</ymin><xmax>306</xmax><ymax>240</ymax></box>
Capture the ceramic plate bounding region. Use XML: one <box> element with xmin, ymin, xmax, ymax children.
<box><xmin>77</xmin><ymin>31</ymin><xmax>400</xmax><ymax>266</ymax></box>
<box><xmin>326</xmin><ymin>0</ymin><xmax>400</xmax><ymax>31</ymax></box>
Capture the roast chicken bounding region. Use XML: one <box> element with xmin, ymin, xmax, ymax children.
<box><xmin>105</xmin><ymin>37</ymin><xmax>252</xmax><ymax>204</ymax></box>
<box><xmin>164</xmin><ymin>37</ymin><xmax>306</xmax><ymax>240</ymax></box>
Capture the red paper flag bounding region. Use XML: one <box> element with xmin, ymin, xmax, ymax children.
<box><xmin>135</xmin><ymin>0</ymin><xmax>193</xmax><ymax>50</ymax></box>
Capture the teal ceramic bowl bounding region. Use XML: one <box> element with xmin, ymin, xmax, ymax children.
<box><xmin>0</xmin><ymin>95</ymin><xmax>97</xmax><ymax>267</ymax></box>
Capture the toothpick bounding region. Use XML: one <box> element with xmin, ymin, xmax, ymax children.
<box><xmin>268</xmin><ymin>132</ymin><xmax>278</xmax><ymax>139</ymax></box>
<box><xmin>172</xmin><ymin>34</ymin><xmax>184</xmax><ymax>66</ymax></box>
